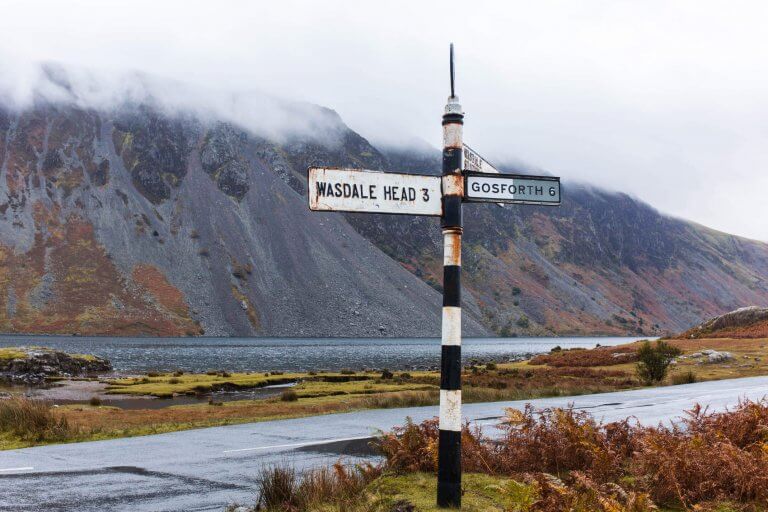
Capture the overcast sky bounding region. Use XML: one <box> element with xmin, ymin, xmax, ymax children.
<box><xmin>1</xmin><ymin>1</ymin><xmax>767</xmax><ymax>240</ymax></box>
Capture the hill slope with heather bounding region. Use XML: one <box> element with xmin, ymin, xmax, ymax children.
<box><xmin>672</xmin><ymin>306</ymin><xmax>768</xmax><ymax>339</ymax></box>
<box><xmin>1</xmin><ymin>89</ymin><xmax>767</xmax><ymax>337</ymax></box>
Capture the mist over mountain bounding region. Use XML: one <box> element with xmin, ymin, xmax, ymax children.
<box><xmin>1</xmin><ymin>66</ymin><xmax>767</xmax><ymax>337</ymax></box>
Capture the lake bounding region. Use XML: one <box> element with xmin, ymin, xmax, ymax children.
<box><xmin>0</xmin><ymin>335</ymin><xmax>647</xmax><ymax>373</ymax></box>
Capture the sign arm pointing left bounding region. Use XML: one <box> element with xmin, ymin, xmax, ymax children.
<box><xmin>308</xmin><ymin>167</ymin><xmax>442</xmax><ymax>216</ymax></box>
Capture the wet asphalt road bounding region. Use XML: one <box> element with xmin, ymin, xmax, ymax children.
<box><xmin>2</xmin><ymin>375</ymin><xmax>767</xmax><ymax>511</ymax></box>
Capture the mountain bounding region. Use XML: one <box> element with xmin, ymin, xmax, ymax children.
<box><xmin>672</xmin><ymin>306</ymin><xmax>768</xmax><ymax>339</ymax></box>
<box><xmin>1</xmin><ymin>86</ymin><xmax>767</xmax><ymax>337</ymax></box>
<box><xmin>352</xmin><ymin>160</ymin><xmax>768</xmax><ymax>337</ymax></box>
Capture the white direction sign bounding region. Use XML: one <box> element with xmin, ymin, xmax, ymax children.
<box><xmin>464</xmin><ymin>172</ymin><xmax>561</xmax><ymax>205</ymax></box>
<box><xmin>463</xmin><ymin>144</ymin><xmax>500</xmax><ymax>174</ymax></box>
<box><xmin>308</xmin><ymin>167</ymin><xmax>442</xmax><ymax>216</ymax></box>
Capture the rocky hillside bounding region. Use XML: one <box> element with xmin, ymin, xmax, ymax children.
<box><xmin>1</xmin><ymin>87</ymin><xmax>767</xmax><ymax>337</ymax></box>
<box><xmin>351</xmin><ymin>153</ymin><xmax>768</xmax><ymax>337</ymax></box>
<box><xmin>672</xmin><ymin>307</ymin><xmax>768</xmax><ymax>339</ymax></box>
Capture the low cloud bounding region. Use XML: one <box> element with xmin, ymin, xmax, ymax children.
<box><xmin>0</xmin><ymin>59</ymin><xmax>348</xmax><ymax>144</ymax></box>
<box><xmin>2</xmin><ymin>1</ymin><xmax>768</xmax><ymax>240</ymax></box>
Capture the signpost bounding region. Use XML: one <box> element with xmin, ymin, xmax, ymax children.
<box><xmin>307</xmin><ymin>44</ymin><xmax>561</xmax><ymax>509</ymax></box>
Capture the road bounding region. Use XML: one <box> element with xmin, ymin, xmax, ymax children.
<box><xmin>2</xmin><ymin>376</ymin><xmax>767</xmax><ymax>511</ymax></box>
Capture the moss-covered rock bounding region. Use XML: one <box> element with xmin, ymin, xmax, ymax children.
<box><xmin>0</xmin><ymin>346</ymin><xmax>111</xmax><ymax>385</ymax></box>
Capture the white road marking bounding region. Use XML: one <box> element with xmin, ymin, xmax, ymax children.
<box><xmin>223</xmin><ymin>435</ymin><xmax>372</xmax><ymax>454</ymax></box>
<box><xmin>0</xmin><ymin>467</ymin><xmax>34</xmax><ymax>472</ymax></box>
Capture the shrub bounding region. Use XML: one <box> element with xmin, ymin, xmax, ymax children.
<box><xmin>516</xmin><ymin>315</ymin><xmax>530</xmax><ymax>328</ymax></box>
<box><xmin>257</xmin><ymin>465</ymin><xmax>298</xmax><ymax>510</ymax></box>
<box><xmin>636</xmin><ymin>340</ymin><xmax>681</xmax><ymax>384</ymax></box>
<box><xmin>280</xmin><ymin>389</ymin><xmax>299</xmax><ymax>402</ymax></box>
<box><xmin>362</xmin><ymin>391</ymin><xmax>436</xmax><ymax>409</ymax></box>
<box><xmin>89</xmin><ymin>396</ymin><xmax>102</xmax><ymax>407</ymax></box>
<box><xmin>531</xmin><ymin>345</ymin><xmax>639</xmax><ymax>367</ymax></box>
<box><xmin>633</xmin><ymin>401</ymin><xmax>768</xmax><ymax>506</ymax></box>
<box><xmin>168</xmin><ymin>377</ymin><xmax>181</xmax><ymax>384</ymax></box>
<box><xmin>255</xmin><ymin>462</ymin><xmax>380</xmax><ymax>511</ymax></box>
<box><xmin>147</xmin><ymin>371</ymin><xmax>161</xmax><ymax>377</ymax></box>
<box><xmin>378</xmin><ymin>417</ymin><xmax>440</xmax><ymax>473</ymax></box>
<box><xmin>380</xmin><ymin>369</ymin><xmax>394</xmax><ymax>380</ymax></box>
<box><xmin>340</xmin><ymin>369</ymin><xmax>355</xmax><ymax>375</ymax></box>
<box><xmin>0</xmin><ymin>397</ymin><xmax>73</xmax><ymax>441</ymax></box>
<box><xmin>671</xmin><ymin>370</ymin><xmax>697</xmax><ymax>385</ymax></box>
<box><xmin>172</xmin><ymin>370</ymin><xmax>184</xmax><ymax>377</ymax></box>
<box><xmin>486</xmin><ymin>362</ymin><xmax>497</xmax><ymax>371</ymax></box>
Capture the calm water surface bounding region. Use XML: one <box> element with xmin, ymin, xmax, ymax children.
<box><xmin>0</xmin><ymin>335</ymin><xmax>648</xmax><ymax>373</ymax></box>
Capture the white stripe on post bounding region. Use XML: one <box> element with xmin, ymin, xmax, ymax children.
<box><xmin>439</xmin><ymin>389</ymin><xmax>462</xmax><ymax>431</ymax></box>
<box><xmin>443</xmin><ymin>122</ymin><xmax>462</xmax><ymax>148</ymax></box>
<box><xmin>441</xmin><ymin>307</ymin><xmax>461</xmax><ymax>345</ymax></box>
<box><xmin>443</xmin><ymin>232</ymin><xmax>461</xmax><ymax>266</ymax></box>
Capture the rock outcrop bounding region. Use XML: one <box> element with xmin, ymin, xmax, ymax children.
<box><xmin>673</xmin><ymin>307</ymin><xmax>768</xmax><ymax>339</ymax></box>
<box><xmin>0</xmin><ymin>347</ymin><xmax>112</xmax><ymax>385</ymax></box>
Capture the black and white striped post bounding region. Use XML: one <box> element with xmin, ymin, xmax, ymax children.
<box><xmin>306</xmin><ymin>43</ymin><xmax>562</xmax><ymax>510</ymax></box>
<box><xmin>437</xmin><ymin>43</ymin><xmax>464</xmax><ymax>509</ymax></box>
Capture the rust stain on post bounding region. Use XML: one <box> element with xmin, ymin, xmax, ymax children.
<box><xmin>444</xmin><ymin>232</ymin><xmax>462</xmax><ymax>266</ymax></box>
<box><xmin>442</xmin><ymin>173</ymin><xmax>464</xmax><ymax>197</ymax></box>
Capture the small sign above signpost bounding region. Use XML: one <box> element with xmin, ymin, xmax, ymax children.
<box><xmin>308</xmin><ymin>167</ymin><xmax>442</xmax><ymax>216</ymax></box>
<box><xmin>463</xmin><ymin>144</ymin><xmax>500</xmax><ymax>174</ymax></box>
<box><xmin>464</xmin><ymin>172</ymin><xmax>561</xmax><ymax>205</ymax></box>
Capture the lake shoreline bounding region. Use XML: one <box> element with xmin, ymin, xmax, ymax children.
<box><xmin>0</xmin><ymin>335</ymin><xmax>646</xmax><ymax>373</ymax></box>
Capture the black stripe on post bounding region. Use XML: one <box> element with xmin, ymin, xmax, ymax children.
<box><xmin>443</xmin><ymin>147</ymin><xmax>463</xmax><ymax>171</ymax></box>
<box><xmin>441</xmin><ymin>195</ymin><xmax>462</xmax><ymax>228</ymax></box>
<box><xmin>442</xmin><ymin>113</ymin><xmax>464</xmax><ymax>125</ymax></box>
<box><xmin>437</xmin><ymin>429</ymin><xmax>462</xmax><ymax>508</ymax></box>
<box><xmin>440</xmin><ymin>346</ymin><xmax>461</xmax><ymax>390</ymax></box>
<box><xmin>442</xmin><ymin>266</ymin><xmax>461</xmax><ymax>307</ymax></box>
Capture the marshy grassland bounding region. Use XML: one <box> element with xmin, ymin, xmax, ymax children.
<box><xmin>2</xmin><ymin>337</ymin><xmax>768</xmax><ymax>450</ymax></box>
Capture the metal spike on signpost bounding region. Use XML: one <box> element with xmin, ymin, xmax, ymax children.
<box><xmin>449</xmin><ymin>43</ymin><xmax>456</xmax><ymax>98</ymax></box>
<box><xmin>306</xmin><ymin>43</ymin><xmax>561</xmax><ymax>512</ymax></box>
<box><xmin>437</xmin><ymin>42</ymin><xmax>463</xmax><ymax>509</ymax></box>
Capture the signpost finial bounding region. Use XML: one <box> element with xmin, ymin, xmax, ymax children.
<box><xmin>449</xmin><ymin>43</ymin><xmax>456</xmax><ymax>98</ymax></box>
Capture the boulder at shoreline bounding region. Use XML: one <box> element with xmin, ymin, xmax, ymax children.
<box><xmin>0</xmin><ymin>346</ymin><xmax>112</xmax><ymax>385</ymax></box>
